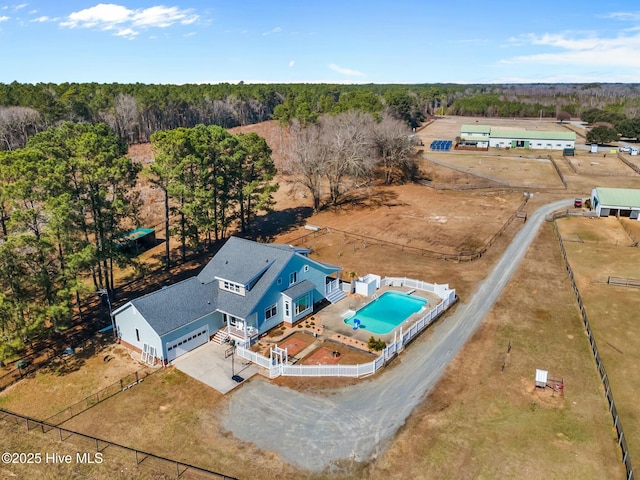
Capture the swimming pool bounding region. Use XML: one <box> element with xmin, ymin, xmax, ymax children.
<box><xmin>344</xmin><ymin>291</ymin><xmax>427</xmax><ymax>335</ymax></box>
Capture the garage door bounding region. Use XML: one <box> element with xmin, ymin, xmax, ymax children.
<box><xmin>166</xmin><ymin>326</ymin><xmax>209</xmax><ymax>362</ymax></box>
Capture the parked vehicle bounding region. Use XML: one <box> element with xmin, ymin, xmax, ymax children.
<box><xmin>619</xmin><ymin>146</ymin><xmax>631</xmax><ymax>153</ymax></box>
<box><xmin>574</xmin><ymin>198</ymin><xmax>583</xmax><ymax>208</ymax></box>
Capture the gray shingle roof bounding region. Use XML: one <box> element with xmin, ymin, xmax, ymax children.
<box><xmin>123</xmin><ymin>236</ymin><xmax>340</xmax><ymax>337</ymax></box>
<box><xmin>197</xmin><ymin>237</ymin><xmax>298</xmax><ymax>286</ymax></box>
<box><xmin>130</xmin><ymin>277</ymin><xmax>217</xmax><ymax>337</ymax></box>
<box><xmin>281</xmin><ymin>279</ymin><xmax>314</xmax><ymax>299</ymax></box>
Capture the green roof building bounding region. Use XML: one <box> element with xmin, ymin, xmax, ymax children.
<box><xmin>591</xmin><ymin>187</ymin><xmax>640</xmax><ymax>220</ymax></box>
<box><xmin>458</xmin><ymin>125</ymin><xmax>576</xmax><ymax>150</ymax></box>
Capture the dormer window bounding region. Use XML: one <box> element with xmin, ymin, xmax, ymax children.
<box><xmin>220</xmin><ymin>280</ymin><xmax>245</xmax><ymax>295</ymax></box>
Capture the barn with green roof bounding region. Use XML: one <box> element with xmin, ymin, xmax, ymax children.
<box><xmin>590</xmin><ymin>187</ymin><xmax>640</xmax><ymax>219</ymax></box>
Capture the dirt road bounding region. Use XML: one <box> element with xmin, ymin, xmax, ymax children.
<box><xmin>220</xmin><ymin>199</ymin><xmax>573</xmax><ymax>472</ymax></box>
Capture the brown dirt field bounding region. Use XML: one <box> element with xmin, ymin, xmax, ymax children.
<box><xmin>558</xmin><ymin>216</ymin><xmax>634</xmax><ymax>247</ymax></box>
<box><xmin>277</xmin><ymin>184</ymin><xmax>524</xmax><ymax>257</ymax></box>
<box><xmin>620</xmin><ymin>218</ymin><xmax>640</xmax><ymax>243</ymax></box>
<box><xmin>424</xmin><ymin>152</ymin><xmax>564</xmax><ymax>187</ymax></box>
<box><xmin>568</xmin><ymin>153</ymin><xmax>638</xmax><ymax>177</ymax></box>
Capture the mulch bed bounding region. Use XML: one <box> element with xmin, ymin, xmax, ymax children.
<box><xmin>277</xmin><ymin>332</ymin><xmax>316</xmax><ymax>357</ymax></box>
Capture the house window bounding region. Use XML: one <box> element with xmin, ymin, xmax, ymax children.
<box><xmin>136</xmin><ymin>329</ymin><xmax>140</xmax><ymax>342</ymax></box>
<box><xmin>289</xmin><ymin>271</ymin><xmax>298</xmax><ymax>286</ymax></box>
<box><xmin>265</xmin><ymin>304</ymin><xmax>277</xmax><ymax>320</ymax></box>
<box><xmin>294</xmin><ymin>293</ymin><xmax>311</xmax><ymax>316</ymax></box>
<box><xmin>284</xmin><ymin>301</ymin><xmax>290</xmax><ymax>318</ymax></box>
<box><xmin>277</xmin><ymin>278</ymin><xmax>282</xmax><ymax>285</ymax></box>
<box><xmin>303</xmin><ymin>265</ymin><xmax>309</xmax><ymax>273</ymax></box>
<box><xmin>220</xmin><ymin>280</ymin><xmax>243</xmax><ymax>294</ymax></box>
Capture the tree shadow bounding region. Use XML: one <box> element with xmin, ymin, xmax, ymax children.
<box><xmin>336</xmin><ymin>188</ymin><xmax>407</xmax><ymax>209</ymax></box>
<box><xmin>248</xmin><ymin>206</ymin><xmax>314</xmax><ymax>242</ymax></box>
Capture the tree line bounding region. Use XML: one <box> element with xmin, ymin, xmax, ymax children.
<box><xmin>4</xmin><ymin>81</ymin><xmax>639</xmax><ymax>152</ymax></box>
<box><xmin>0</xmin><ymin>122</ymin><xmax>277</xmax><ymax>361</ymax></box>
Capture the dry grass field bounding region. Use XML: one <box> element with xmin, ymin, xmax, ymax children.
<box><xmin>424</xmin><ymin>151</ymin><xmax>564</xmax><ymax>187</ymax></box>
<box><xmin>2</xmin><ymin>117</ymin><xmax>640</xmax><ymax>479</ymax></box>
<box><xmin>365</xmin><ymin>223</ymin><xmax>623</xmax><ymax>480</ymax></box>
<box><xmin>557</xmin><ymin>216</ymin><xmax>640</xmax><ymax>464</ymax></box>
<box><xmin>568</xmin><ymin>152</ymin><xmax>639</xmax><ymax>177</ymax></box>
<box><xmin>0</xmin><ymin>336</ymin><xmax>148</xmax><ymax>419</ymax></box>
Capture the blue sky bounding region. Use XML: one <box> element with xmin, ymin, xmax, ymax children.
<box><xmin>1</xmin><ymin>0</ymin><xmax>639</xmax><ymax>84</ymax></box>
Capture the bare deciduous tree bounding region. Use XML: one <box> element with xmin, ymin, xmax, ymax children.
<box><xmin>322</xmin><ymin>111</ymin><xmax>376</xmax><ymax>205</ymax></box>
<box><xmin>284</xmin><ymin>119</ymin><xmax>327</xmax><ymax>212</ymax></box>
<box><xmin>0</xmin><ymin>107</ymin><xmax>43</xmax><ymax>151</ymax></box>
<box><xmin>373</xmin><ymin>113</ymin><xmax>417</xmax><ymax>184</ymax></box>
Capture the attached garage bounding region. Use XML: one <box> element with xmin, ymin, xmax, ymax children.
<box><xmin>591</xmin><ymin>187</ymin><xmax>640</xmax><ymax>220</ymax></box>
<box><xmin>166</xmin><ymin>325</ymin><xmax>209</xmax><ymax>362</ymax></box>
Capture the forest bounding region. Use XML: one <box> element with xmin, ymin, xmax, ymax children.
<box><xmin>2</xmin><ymin>82</ymin><xmax>640</xmax><ymax>150</ymax></box>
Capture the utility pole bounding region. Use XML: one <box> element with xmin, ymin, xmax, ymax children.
<box><xmin>97</xmin><ymin>289</ymin><xmax>116</xmax><ymax>339</ymax></box>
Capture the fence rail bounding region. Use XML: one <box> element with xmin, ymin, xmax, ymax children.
<box><xmin>547</xmin><ymin>154</ymin><xmax>567</xmax><ymax>188</ymax></box>
<box><xmin>0</xmin><ymin>408</ymin><xmax>237</xmax><ymax>479</ymax></box>
<box><xmin>292</xmin><ymin>196</ymin><xmax>527</xmax><ymax>263</ymax></box>
<box><xmin>44</xmin><ymin>368</ymin><xmax>159</xmax><ymax>426</ymax></box>
<box><xmin>553</xmin><ymin>222</ymin><xmax>634</xmax><ymax>480</ymax></box>
<box><xmin>237</xmin><ymin>278</ymin><xmax>457</xmax><ymax>378</ymax></box>
<box><xmin>421</xmin><ymin>153</ymin><xmax>565</xmax><ymax>191</ymax></box>
<box><xmin>607</xmin><ymin>276</ymin><xmax>640</xmax><ymax>288</ymax></box>
<box><xmin>617</xmin><ymin>152</ymin><xmax>640</xmax><ymax>175</ymax></box>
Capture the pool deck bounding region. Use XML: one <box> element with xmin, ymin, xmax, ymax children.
<box><xmin>316</xmin><ymin>286</ymin><xmax>443</xmax><ymax>345</ymax></box>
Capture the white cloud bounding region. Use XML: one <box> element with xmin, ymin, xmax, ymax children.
<box><xmin>31</xmin><ymin>16</ymin><xmax>56</xmax><ymax>23</ymax></box>
<box><xmin>502</xmin><ymin>31</ymin><xmax>640</xmax><ymax>68</ymax></box>
<box><xmin>605</xmin><ymin>11</ymin><xmax>640</xmax><ymax>21</ymax></box>
<box><xmin>288</xmin><ymin>60</ymin><xmax>295</xmax><ymax>67</ymax></box>
<box><xmin>0</xmin><ymin>16</ymin><xmax>9</xmax><ymax>22</ymax></box>
<box><xmin>328</xmin><ymin>63</ymin><xmax>365</xmax><ymax>76</ymax></box>
<box><xmin>262</xmin><ymin>26</ymin><xmax>282</xmax><ymax>36</ymax></box>
<box><xmin>60</xmin><ymin>3</ymin><xmax>199</xmax><ymax>38</ymax></box>
<box><xmin>14</xmin><ymin>3</ymin><xmax>27</xmax><ymax>10</ymax></box>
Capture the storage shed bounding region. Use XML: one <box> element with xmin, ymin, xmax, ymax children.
<box><xmin>590</xmin><ymin>187</ymin><xmax>640</xmax><ymax>220</ymax></box>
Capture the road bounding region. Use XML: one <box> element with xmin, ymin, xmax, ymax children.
<box><xmin>220</xmin><ymin>198</ymin><xmax>573</xmax><ymax>472</ymax></box>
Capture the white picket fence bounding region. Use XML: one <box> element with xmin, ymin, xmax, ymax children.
<box><xmin>235</xmin><ymin>277</ymin><xmax>456</xmax><ymax>378</ymax></box>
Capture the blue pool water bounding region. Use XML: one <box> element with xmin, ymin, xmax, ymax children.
<box><xmin>344</xmin><ymin>291</ymin><xmax>427</xmax><ymax>335</ymax></box>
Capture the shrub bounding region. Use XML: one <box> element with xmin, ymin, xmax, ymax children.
<box><xmin>368</xmin><ymin>336</ymin><xmax>386</xmax><ymax>351</ymax></box>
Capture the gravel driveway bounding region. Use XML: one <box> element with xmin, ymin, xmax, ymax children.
<box><xmin>220</xmin><ymin>199</ymin><xmax>573</xmax><ymax>472</ymax></box>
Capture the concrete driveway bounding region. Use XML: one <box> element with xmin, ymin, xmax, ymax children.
<box><xmin>172</xmin><ymin>341</ymin><xmax>259</xmax><ymax>394</ymax></box>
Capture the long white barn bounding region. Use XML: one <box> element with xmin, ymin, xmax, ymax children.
<box><xmin>460</xmin><ymin>125</ymin><xmax>575</xmax><ymax>150</ymax></box>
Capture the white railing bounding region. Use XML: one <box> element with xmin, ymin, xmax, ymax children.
<box><xmin>235</xmin><ymin>276</ymin><xmax>456</xmax><ymax>378</ymax></box>
<box><xmin>325</xmin><ymin>278</ymin><xmax>340</xmax><ymax>294</ymax></box>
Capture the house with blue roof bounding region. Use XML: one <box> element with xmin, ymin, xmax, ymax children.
<box><xmin>112</xmin><ymin>237</ymin><xmax>344</xmax><ymax>364</ymax></box>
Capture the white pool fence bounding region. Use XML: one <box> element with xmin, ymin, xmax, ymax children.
<box><xmin>236</xmin><ymin>277</ymin><xmax>456</xmax><ymax>378</ymax></box>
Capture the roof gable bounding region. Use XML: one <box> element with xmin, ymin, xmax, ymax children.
<box><xmin>596</xmin><ymin>187</ymin><xmax>640</xmax><ymax>207</ymax></box>
<box><xmin>129</xmin><ymin>277</ymin><xmax>217</xmax><ymax>337</ymax></box>
<box><xmin>197</xmin><ymin>237</ymin><xmax>298</xmax><ymax>286</ymax></box>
